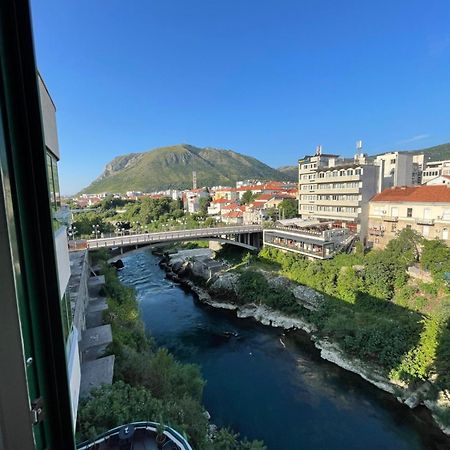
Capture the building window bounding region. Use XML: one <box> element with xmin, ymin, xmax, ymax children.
<box><xmin>391</xmin><ymin>224</ymin><xmax>397</xmax><ymax>232</ymax></box>
<box><xmin>46</xmin><ymin>151</ymin><xmax>61</xmax><ymax>211</ymax></box>
<box><xmin>390</xmin><ymin>159</ymin><xmax>396</xmax><ymax>164</ymax></box>
<box><xmin>407</xmin><ymin>208</ymin><xmax>413</xmax><ymax>218</ymax></box>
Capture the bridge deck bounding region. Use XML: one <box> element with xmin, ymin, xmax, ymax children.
<box><xmin>78</xmin><ymin>225</ymin><xmax>263</xmax><ymax>250</ymax></box>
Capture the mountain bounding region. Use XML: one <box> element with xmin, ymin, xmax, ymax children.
<box><xmin>406</xmin><ymin>142</ymin><xmax>450</xmax><ymax>162</ymax></box>
<box><xmin>277</xmin><ymin>165</ymin><xmax>298</xmax><ymax>180</ymax></box>
<box><xmin>81</xmin><ymin>144</ymin><xmax>296</xmax><ymax>194</ymax></box>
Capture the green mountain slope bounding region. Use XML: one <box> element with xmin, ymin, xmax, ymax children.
<box><xmin>407</xmin><ymin>142</ymin><xmax>450</xmax><ymax>162</ymax></box>
<box><xmin>82</xmin><ymin>144</ymin><xmax>294</xmax><ymax>194</ymax></box>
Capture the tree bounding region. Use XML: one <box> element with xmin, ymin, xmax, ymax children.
<box><xmin>199</xmin><ymin>196</ymin><xmax>212</xmax><ymax>216</ymax></box>
<box><xmin>278</xmin><ymin>198</ymin><xmax>298</xmax><ymax>219</ymax></box>
<box><xmin>385</xmin><ymin>228</ymin><xmax>422</xmax><ymax>266</ymax></box>
<box><xmin>336</xmin><ymin>267</ymin><xmax>361</xmax><ymax>303</ymax></box>
<box><xmin>241</xmin><ymin>190</ymin><xmax>255</xmax><ymax>205</ymax></box>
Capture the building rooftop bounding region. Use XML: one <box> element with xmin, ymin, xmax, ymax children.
<box><xmin>371</xmin><ymin>185</ymin><xmax>450</xmax><ymax>203</ymax></box>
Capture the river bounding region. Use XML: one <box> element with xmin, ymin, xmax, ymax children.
<box><xmin>118</xmin><ymin>249</ymin><xmax>450</xmax><ymax>450</ymax></box>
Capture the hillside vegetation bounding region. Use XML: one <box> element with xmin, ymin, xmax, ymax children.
<box><xmin>82</xmin><ymin>144</ymin><xmax>295</xmax><ymax>194</ymax></box>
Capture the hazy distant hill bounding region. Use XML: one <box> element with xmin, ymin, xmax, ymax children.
<box><xmin>277</xmin><ymin>165</ymin><xmax>298</xmax><ymax>180</ymax></box>
<box><xmin>81</xmin><ymin>144</ymin><xmax>296</xmax><ymax>194</ymax></box>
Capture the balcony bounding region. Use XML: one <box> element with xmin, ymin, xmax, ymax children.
<box><xmin>415</xmin><ymin>218</ymin><xmax>435</xmax><ymax>226</ymax></box>
<box><xmin>382</xmin><ymin>216</ymin><xmax>398</xmax><ymax>222</ymax></box>
<box><xmin>76</xmin><ymin>421</ymin><xmax>193</xmax><ymax>450</ymax></box>
<box><xmin>369</xmin><ymin>229</ymin><xmax>384</xmax><ymax>237</ymax></box>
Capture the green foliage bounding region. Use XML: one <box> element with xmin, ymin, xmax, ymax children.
<box><xmin>385</xmin><ymin>228</ymin><xmax>422</xmax><ymax>266</ymax></box>
<box><xmin>390</xmin><ymin>315</ymin><xmax>444</xmax><ymax>382</ymax></box>
<box><xmin>76</xmin><ymin>381</ymin><xmax>163</xmax><ymax>441</ymax></box>
<box><xmin>99</xmin><ymin>194</ymin><xmax>128</xmax><ymax>211</ymax></box>
<box><xmin>72</xmin><ymin>211</ymin><xmax>115</xmax><ymax>238</ymax></box>
<box><xmin>199</xmin><ymin>196</ymin><xmax>212</xmax><ymax>215</ymax></box>
<box><xmin>278</xmin><ymin>198</ymin><xmax>298</xmax><ymax>219</ymax></box>
<box><xmin>241</xmin><ymin>190</ymin><xmax>256</xmax><ymax>205</ymax></box>
<box><xmin>211</xmin><ymin>428</ymin><xmax>267</xmax><ymax>450</ymax></box>
<box><xmin>255</xmin><ymin>240</ymin><xmax>450</xmax><ymax>397</ymax></box>
<box><xmin>421</xmin><ymin>239</ymin><xmax>450</xmax><ymax>279</ymax></box>
<box><xmin>336</xmin><ymin>267</ymin><xmax>361</xmax><ymax>303</ymax></box>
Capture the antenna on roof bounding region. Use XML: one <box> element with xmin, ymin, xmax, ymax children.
<box><xmin>315</xmin><ymin>145</ymin><xmax>322</xmax><ymax>156</ymax></box>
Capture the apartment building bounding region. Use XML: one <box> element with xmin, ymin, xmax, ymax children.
<box><xmin>367</xmin><ymin>185</ymin><xmax>450</xmax><ymax>249</ymax></box>
<box><xmin>421</xmin><ymin>160</ymin><xmax>450</xmax><ymax>184</ymax></box>
<box><xmin>373</xmin><ymin>152</ymin><xmax>424</xmax><ymax>189</ymax></box>
<box><xmin>298</xmin><ymin>148</ymin><xmax>379</xmax><ymax>238</ymax></box>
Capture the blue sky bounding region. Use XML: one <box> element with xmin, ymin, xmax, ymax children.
<box><xmin>31</xmin><ymin>0</ymin><xmax>450</xmax><ymax>194</ymax></box>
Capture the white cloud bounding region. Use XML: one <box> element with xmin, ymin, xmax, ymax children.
<box><xmin>397</xmin><ymin>134</ymin><xmax>430</xmax><ymax>145</ymax></box>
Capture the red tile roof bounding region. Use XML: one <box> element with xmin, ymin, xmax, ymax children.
<box><xmin>371</xmin><ymin>186</ymin><xmax>450</xmax><ymax>203</ymax></box>
<box><xmin>223</xmin><ymin>211</ymin><xmax>243</xmax><ymax>218</ymax></box>
<box><xmin>212</xmin><ymin>198</ymin><xmax>230</xmax><ymax>204</ymax></box>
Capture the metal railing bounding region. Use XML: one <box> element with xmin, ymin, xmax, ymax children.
<box><xmin>415</xmin><ymin>218</ymin><xmax>435</xmax><ymax>225</ymax></box>
<box><xmin>80</xmin><ymin>225</ymin><xmax>263</xmax><ymax>249</ymax></box>
<box><xmin>76</xmin><ymin>421</ymin><xmax>193</xmax><ymax>450</ymax></box>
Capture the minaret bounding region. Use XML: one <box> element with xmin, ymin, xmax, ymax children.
<box><xmin>192</xmin><ymin>171</ymin><xmax>197</xmax><ymax>190</ymax></box>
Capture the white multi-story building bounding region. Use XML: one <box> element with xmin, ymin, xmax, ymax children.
<box><xmin>298</xmin><ymin>147</ymin><xmax>379</xmax><ymax>238</ymax></box>
<box><xmin>421</xmin><ymin>160</ymin><xmax>450</xmax><ymax>184</ymax></box>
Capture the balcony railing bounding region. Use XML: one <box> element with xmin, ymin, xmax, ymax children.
<box><xmin>415</xmin><ymin>218</ymin><xmax>435</xmax><ymax>225</ymax></box>
<box><xmin>382</xmin><ymin>216</ymin><xmax>398</xmax><ymax>222</ymax></box>
<box><xmin>369</xmin><ymin>229</ymin><xmax>384</xmax><ymax>237</ymax></box>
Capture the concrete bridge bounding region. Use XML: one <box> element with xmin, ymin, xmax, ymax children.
<box><xmin>70</xmin><ymin>225</ymin><xmax>263</xmax><ymax>252</ymax></box>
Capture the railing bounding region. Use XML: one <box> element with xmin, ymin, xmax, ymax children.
<box><xmin>382</xmin><ymin>216</ymin><xmax>398</xmax><ymax>222</ymax></box>
<box><xmin>76</xmin><ymin>421</ymin><xmax>192</xmax><ymax>450</ymax></box>
<box><xmin>415</xmin><ymin>218</ymin><xmax>435</xmax><ymax>225</ymax></box>
<box><xmin>368</xmin><ymin>229</ymin><xmax>384</xmax><ymax>237</ymax></box>
<box><xmin>79</xmin><ymin>225</ymin><xmax>263</xmax><ymax>250</ymax></box>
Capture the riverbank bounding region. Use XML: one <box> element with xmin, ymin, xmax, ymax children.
<box><xmin>159</xmin><ymin>250</ymin><xmax>450</xmax><ymax>438</ymax></box>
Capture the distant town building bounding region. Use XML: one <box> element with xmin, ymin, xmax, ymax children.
<box><xmin>367</xmin><ymin>185</ymin><xmax>450</xmax><ymax>249</ymax></box>
<box><xmin>183</xmin><ymin>188</ymin><xmax>209</xmax><ymax>213</ymax></box>
<box><xmin>374</xmin><ymin>152</ymin><xmax>416</xmax><ymax>190</ymax></box>
<box><xmin>421</xmin><ymin>160</ymin><xmax>450</xmax><ymax>184</ymax></box>
<box><xmin>424</xmin><ymin>175</ymin><xmax>450</xmax><ymax>186</ymax></box>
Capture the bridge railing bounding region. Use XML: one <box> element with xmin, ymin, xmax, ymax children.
<box><xmin>82</xmin><ymin>225</ymin><xmax>263</xmax><ymax>249</ymax></box>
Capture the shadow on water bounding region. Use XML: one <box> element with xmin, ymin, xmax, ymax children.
<box><xmin>118</xmin><ymin>248</ymin><xmax>450</xmax><ymax>450</ymax></box>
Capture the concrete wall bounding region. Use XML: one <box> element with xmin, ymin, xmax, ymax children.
<box><xmin>38</xmin><ymin>73</ymin><xmax>60</xmax><ymax>159</ymax></box>
<box><xmin>66</xmin><ymin>328</ymin><xmax>81</xmax><ymax>427</ymax></box>
<box><xmin>54</xmin><ymin>227</ymin><xmax>71</xmax><ymax>298</ymax></box>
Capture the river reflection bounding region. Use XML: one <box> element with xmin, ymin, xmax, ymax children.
<box><xmin>118</xmin><ymin>249</ymin><xmax>450</xmax><ymax>450</ymax></box>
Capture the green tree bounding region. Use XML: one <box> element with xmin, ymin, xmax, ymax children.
<box><xmin>199</xmin><ymin>196</ymin><xmax>212</xmax><ymax>216</ymax></box>
<box><xmin>241</xmin><ymin>190</ymin><xmax>255</xmax><ymax>205</ymax></box>
<box><xmin>278</xmin><ymin>198</ymin><xmax>298</xmax><ymax>219</ymax></box>
<box><xmin>336</xmin><ymin>267</ymin><xmax>361</xmax><ymax>303</ymax></box>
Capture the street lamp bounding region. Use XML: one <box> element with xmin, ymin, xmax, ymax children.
<box><xmin>67</xmin><ymin>225</ymin><xmax>77</xmax><ymax>240</ymax></box>
<box><xmin>92</xmin><ymin>224</ymin><xmax>100</xmax><ymax>239</ymax></box>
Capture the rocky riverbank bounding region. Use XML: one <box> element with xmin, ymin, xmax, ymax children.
<box><xmin>158</xmin><ymin>250</ymin><xmax>450</xmax><ymax>437</ymax></box>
